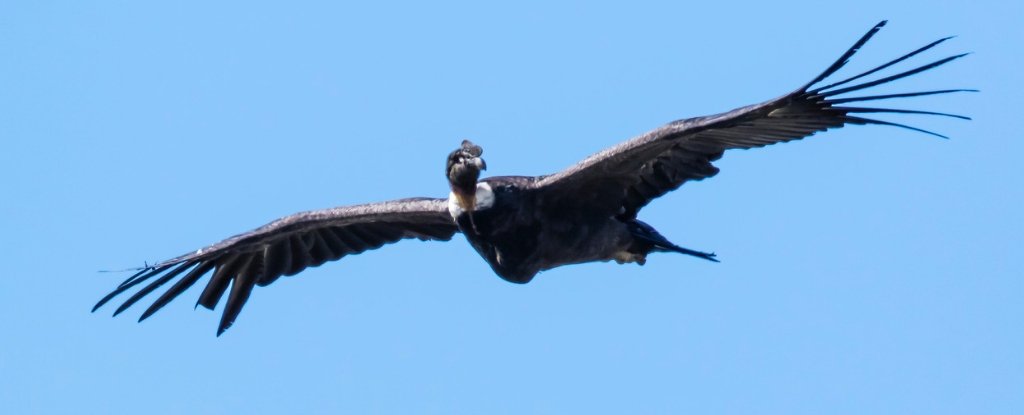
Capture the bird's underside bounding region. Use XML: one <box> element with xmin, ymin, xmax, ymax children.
<box><xmin>94</xmin><ymin>21</ymin><xmax>972</xmax><ymax>335</ymax></box>
<box><xmin>447</xmin><ymin>176</ymin><xmax>720</xmax><ymax>285</ymax></box>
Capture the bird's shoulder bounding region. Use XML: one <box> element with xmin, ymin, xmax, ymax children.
<box><xmin>481</xmin><ymin>175</ymin><xmax>540</xmax><ymax>191</ymax></box>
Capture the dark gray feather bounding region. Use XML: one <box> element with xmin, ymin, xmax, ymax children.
<box><xmin>95</xmin><ymin>197</ymin><xmax>458</xmax><ymax>333</ymax></box>
<box><xmin>532</xmin><ymin>21</ymin><xmax>969</xmax><ymax>218</ymax></box>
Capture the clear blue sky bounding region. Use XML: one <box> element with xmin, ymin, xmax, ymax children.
<box><xmin>1</xmin><ymin>1</ymin><xmax>1020</xmax><ymax>414</ymax></box>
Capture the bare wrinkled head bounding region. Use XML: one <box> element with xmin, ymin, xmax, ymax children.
<box><xmin>459</xmin><ymin>139</ymin><xmax>483</xmax><ymax>158</ymax></box>
<box><xmin>446</xmin><ymin>140</ymin><xmax>487</xmax><ymax>193</ymax></box>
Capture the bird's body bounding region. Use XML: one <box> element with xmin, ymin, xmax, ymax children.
<box><xmin>451</xmin><ymin>177</ymin><xmax>712</xmax><ymax>283</ymax></box>
<box><xmin>94</xmin><ymin>21</ymin><xmax>972</xmax><ymax>335</ymax></box>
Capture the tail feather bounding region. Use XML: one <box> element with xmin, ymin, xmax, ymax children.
<box><xmin>658</xmin><ymin>244</ymin><xmax>720</xmax><ymax>263</ymax></box>
<box><xmin>627</xmin><ymin>220</ymin><xmax>719</xmax><ymax>263</ymax></box>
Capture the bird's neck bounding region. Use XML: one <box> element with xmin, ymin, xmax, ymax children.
<box><xmin>447</xmin><ymin>182</ymin><xmax>494</xmax><ymax>220</ymax></box>
<box><xmin>451</xmin><ymin>183</ymin><xmax>477</xmax><ymax>212</ymax></box>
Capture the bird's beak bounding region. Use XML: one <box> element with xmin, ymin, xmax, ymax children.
<box><xmin>473</xmin><ymin>157</ymin><xmax>487</xmax><ymax>171</ymax></box>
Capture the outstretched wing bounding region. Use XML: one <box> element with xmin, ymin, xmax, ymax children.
<box><xmin>94</xmin><ymin>197</ymin><xmax>458</xmax><ymax>335</ymax></box>
<box><xmin>533</xmin><ymin>21</ymin><xmax>972</xmax><ymax>218</ymax></box>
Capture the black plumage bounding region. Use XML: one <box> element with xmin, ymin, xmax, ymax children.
<box><xmin>95</xmin><ymin>199</ymin><xmax>458</xmax><ymax>335</ymax></box>
<box><xmin>95</xmin><ymin>21</ymin><xmax>971</xmax><ymax>335</ymax></box>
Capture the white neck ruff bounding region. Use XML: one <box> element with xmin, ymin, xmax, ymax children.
<box><xmin>448</xmin><ymin>182</ymin><xmax>494</xmax><ymax>220</ymax></box>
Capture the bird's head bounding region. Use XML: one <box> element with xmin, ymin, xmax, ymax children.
<box><xmin>446</xmin><ymin>140</ymin><xmax>487</xmax><ymax>210</ymax></box>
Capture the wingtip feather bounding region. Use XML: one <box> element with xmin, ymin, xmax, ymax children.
<box><xmin>112</xmin><ymin>302</ymin><xmax>131</xmax><ymax>317</ymax></box>
<box><xmin>845</xmin><ymin>115</ymin><xmax>950</xmax><ymax>139</ymax></box>
<box><xmin>801</xmin><ymin>20</ymin><xmax>890</xmax><ymax>90</ymax></box>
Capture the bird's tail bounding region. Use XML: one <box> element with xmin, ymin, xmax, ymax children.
<box><xmin>626</xmin><ymin>220</ymin><xmax>719</xmax><ymax>263</ymax></box>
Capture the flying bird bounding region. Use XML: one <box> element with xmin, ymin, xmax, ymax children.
<box><xmin>95</xmin><ymin>21</ymin><xmax>971</xmax><ymax>335</ymax></box>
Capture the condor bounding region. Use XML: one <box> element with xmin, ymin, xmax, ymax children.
<box><xmin>95</xmin><ymin>21</ymin><xmax>971</xmax><ymax>335</ymax></box>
